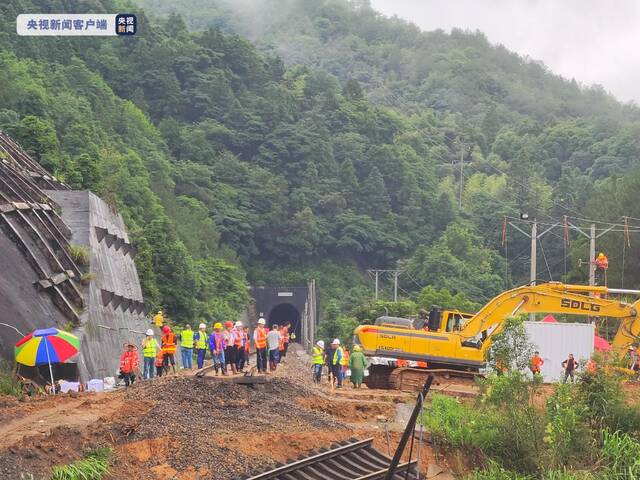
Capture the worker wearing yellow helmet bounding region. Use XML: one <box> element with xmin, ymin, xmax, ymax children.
<box><xmin>195</xmin><ymin>322</ymin><xmax>208</xmax><ymax>369</ymax></box>
<box><xmin>594</xmin><ymin>252</ymin><xmax>609</xmax><ymax>286</ymax></box>
<box><xmin>210</xmin><ymin>322</ymin><xmax>226</xmax><ymax>375</ymax></box>
<box><xmin>153</xmin><ymin>310</ymin><xmax>164</xmax><ymax>328</ymax></box>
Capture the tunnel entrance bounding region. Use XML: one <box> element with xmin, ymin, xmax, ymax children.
<box><xmin>268</xmin><ymin>303</ymin><xmax>301</xmax><ymax>342</ymax></box>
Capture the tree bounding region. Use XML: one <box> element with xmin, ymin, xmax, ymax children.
<box><xmin>359</xmin><ymin>166</ymin><xmax>390</xmax><ymax>215</ymax></box>
<box><xmin>488</xmin><ymin>316</ymin><xmax>535</xmax><ymax>372</ymax></box>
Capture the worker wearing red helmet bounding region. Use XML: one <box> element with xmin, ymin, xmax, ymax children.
<box><xmin>161</xmin><ymin>325</ymin><xmax>177</xmax><ymax>374</ymax></box>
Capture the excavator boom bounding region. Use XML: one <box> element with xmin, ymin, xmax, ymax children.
<box><xmin>354</xmin><ymin>282</ymin><xmax>640</xmax><ymax>384</ymax></box>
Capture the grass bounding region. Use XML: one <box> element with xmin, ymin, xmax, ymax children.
<box><xmin>0</xmin><ymin>362</ymin><xmax>20</xmax><ymax>396</ymax></box>
<box><xmin>50</xmin><ymin>448</ymin><xmax>111</xmax><ymax>480</ymax></box>
<box><xmin>68</xmin><ymin>245</ymin><xmax>90</xmax><ymax>266</ymax></box>
<box><xmin>80</xmin><ymin>272</ymin><xmax>96</xmax><ymax>284</ymax></box>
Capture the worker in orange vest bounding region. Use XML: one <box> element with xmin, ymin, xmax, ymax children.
<box><xmin>155</xmin><ymin>348</ymin><xmax>165</xmax><ymax>377</ymax></box>
<box><xmin>253</xmin><ymin>318</ymin><xmax>268</xmax><ymax>373</ymax></box>
<box><xmin>161</xmin><ymin>325</ymin><xmax>177</xmax><ymax>374</ymax></box>
<box><xmin>594</xmin><ymin>252</ymin><xmax>609</xmax><ymax>286</ymax></box>
<box><xmin>530</xmin><ymin>351</ymin><xmax>544</xmax><ymax>376</ymax></box>
<box><xmin>119</xmin><ymin>343</ymin><xmax>139</xmax><ymax>387</ymax></box>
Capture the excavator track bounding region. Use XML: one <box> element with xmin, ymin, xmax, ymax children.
<box><xmin>365</xmin><ymin>364</ymin><xmax>481</xmax><ymax>391</ymax></box>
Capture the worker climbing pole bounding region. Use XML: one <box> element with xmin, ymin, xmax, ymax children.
<box><xmin>594</xmin><ymin>252</ymin><xmax>609</xmax><ymax>287</ymax></box>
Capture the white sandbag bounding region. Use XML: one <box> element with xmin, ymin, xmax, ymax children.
<box><xmin>59</xmin><ymin>380</ymin><xmax>80</xmax><ymax>393</ymax></box>
<box><xmin>103</xmin><ymin>376</ymin><xmax>116</xmax><ymax>390</ymax></box>
<box><xmin>87</xmin><ymin>379</ymin><xmax>104</xmax><ymax>392</ymax></box>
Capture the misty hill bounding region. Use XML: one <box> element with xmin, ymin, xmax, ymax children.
<box><xmin>1</xmin><ymin>0</ymin><xmax>639</xmax><ymax>327</ymax></box>
<box><xmin>138</xmin><ymin>0</ymin><xmax>639</xmax><ymax>125</ymax></box>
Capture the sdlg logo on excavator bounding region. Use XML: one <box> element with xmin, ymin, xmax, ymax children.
<box><xmin>560</xmin><ymin>298</ymin><xmax>601</xmax><ymax>312</ymax></box>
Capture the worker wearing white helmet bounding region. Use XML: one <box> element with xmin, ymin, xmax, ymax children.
<box><xmin>258</xmin><ymin>318</ymin><xmax>266</xmax><ymax>325</ymax></box>
<box><xmin>195</xmin><ymin>322</ymin><xmax>208</xmax><ymax>369</ymax></box>
<box><xmin>142</xmin><ymin>328</ymin><xmax>160</xmax><ymax>379</ymax></box>
<box><xmin>312</xmin><ymin>340</ymin><xmax>325</xmax><ymax>383</ymax></box>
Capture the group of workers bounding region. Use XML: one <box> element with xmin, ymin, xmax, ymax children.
<box><xmin>311</xmin><ymin>339</ymin><xmax>368</xmax><ymax>389</ymax></box>
<box><xmin>529</xmin><ymin>351</ymin><xmax>597</xmax><ymax>383</ymax></box>
<box><xmin>117</xmin><ymin>313</ymin><xmax>293</xmax><ymax>386</ymax></box>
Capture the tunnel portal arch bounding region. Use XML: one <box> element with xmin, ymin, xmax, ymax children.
<box><xmin>249</xmin><ymin>284</ymin><xmax>317</xmax><ymax>348</ymax></box>
<box><xmin>268</xmin><ymin>303</ymin><xmax>301</xmax><ymax>341</ymax></box>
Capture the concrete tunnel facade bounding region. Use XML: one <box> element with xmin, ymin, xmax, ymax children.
<box><xmin>250</xmin><ymin>286</ymin><xmax>311</xmax><ymax>343</ymax></box>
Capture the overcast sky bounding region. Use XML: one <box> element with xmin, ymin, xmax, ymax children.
<box><xmin>370</xmin><ymin>0</ymin><xmax>640</xmax><ymax>103</ymax></box>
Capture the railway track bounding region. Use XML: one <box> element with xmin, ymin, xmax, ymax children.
<box><xmin>243</xmin><ymin>438</ymin><xmax>419</xmax><ymax>480</ymax></box>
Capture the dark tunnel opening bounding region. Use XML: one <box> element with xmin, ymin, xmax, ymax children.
<box><xmin>268</xmin><ymin>303</ymin><xmax>301</xmax><ymax>342</ymax></box>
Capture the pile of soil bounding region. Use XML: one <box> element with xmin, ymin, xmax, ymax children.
<box><xmin>116</xmin><ymin>375</ymin><xmax>346</xmax><ymax>479</ymax></box>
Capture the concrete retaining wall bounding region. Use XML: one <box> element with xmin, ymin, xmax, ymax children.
<box><xmin>46</xmin><ymin>191</ymin><xmax>149</xmax><ymax>380</ymax></box>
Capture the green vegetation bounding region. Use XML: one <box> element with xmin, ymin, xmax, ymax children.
<box><xmin>80</xmin><ymin>272</ymin><xmax>96</xmax><ymax>284</ymax></box>
<box><xmin>0</xmin><ymin>362</ymin><xmax>20</xmax><ymax>396</ymax></box>
<box><xmin>68</xmin><ymin>245</ymin><xmax>90</xmax><ymax>266</ymax></box>
<box><xmin>50</xmin><ymin>448</ymin><xmax>111</xmax><ymax>480</ymax></box>
<box><xmin>1</xmin><ymin>0</ymin><xmax>639</xmax><ymax>329</ymax></box>
<box><xmin>423</xmin><ymin>321</ymin><xmax>640</xmax><ymax>477</ymax></box>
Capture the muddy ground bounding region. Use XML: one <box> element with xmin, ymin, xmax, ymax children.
<box><xmin>0</xmin><ymin>349</ymin><xmax>468</xmax><ymax>480</ymax></box>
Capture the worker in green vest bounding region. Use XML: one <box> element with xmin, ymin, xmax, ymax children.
<box><xmin>331</xmin><ymin>339</ymin><xmax>344</xmax><ymax>389</ymax></box>
<box><xmin>142</xmin><ymin>329</ymin><xmax>160</xmax><ymax>379</ymax></box>
<box><xmin>195</xmin><ymin>323</ymin><xmax>208</xmax><ymax>369</ymax></box>
<box><xmin>180</xmin><ymin>324</ymin><xmax>194</xmax><ymax>370</ymax></box>
<box><xmin>312</xmin><ymin>340</ymin><xmax>325</xmax><ymax>384</ymax></box>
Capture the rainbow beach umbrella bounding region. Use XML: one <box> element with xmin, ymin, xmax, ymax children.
<box><xmin>15</xmin><ymin>328</ymin><xmax>80</xmax><ymax>391</ymax></box>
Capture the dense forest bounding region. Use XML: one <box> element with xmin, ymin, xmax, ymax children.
<box><xmin>2</xmin><ymin>0</ymin><xmax>640</xmax><ymax>334</ymax></box>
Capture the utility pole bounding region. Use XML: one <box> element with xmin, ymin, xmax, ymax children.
<box><xmin>589</xmin><ymin>223</ymin><xmax>596</xmax><ymax>288</ymax></box>
<box><xmin>393</xmin><ymin>271</ymin><xmax>398</xmax><ymax>302</ymax></box>
<box><xmin>367</xmin><ymin>269</ymin><xmax>401</xmax><ymax>302</ymax></box>
<box><xmin>508</xmin><ymin>217</ymin><xmax>558</xmax><ymax>321</ymax></box>
<box><xmin>569</xmin><ymin>221</ymin><xmax>615</xmax><ymax>293</ymax></box>
<box><xmin>530</xmin><ymin>220</ymin><xmax>537</xmax><ymax>287</ymax></box>
<box><xmin>458</xmin><ymin>146</ymin><xmax>464</xmax><ymax>209</ymax></box>
<box><xmin>375</xmin><ymin>271</ymin><xmax>379</xmax><ymax>300</ymax></box>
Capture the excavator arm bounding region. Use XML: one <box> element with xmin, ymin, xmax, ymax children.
<box><xmin>354</xmin><ymin>282</ymin><xmax>640</xmax><ymax>371</ymax></box>
<box><xmin>461</xmin><ymin>283</ymin><xmax>640</xmax><ymax>358</ymax></box>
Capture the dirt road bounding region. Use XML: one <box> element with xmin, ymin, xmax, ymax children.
<box><xmin>0</xmin><ymin>349</ymin><xmax>457</xmax><ymax>479</ymax></box>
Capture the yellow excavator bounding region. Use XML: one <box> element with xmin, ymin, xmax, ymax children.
<box><xmin>353</xmin><ymin>282</ymin><xmax>640</xmax><ymax>390</ymax></box>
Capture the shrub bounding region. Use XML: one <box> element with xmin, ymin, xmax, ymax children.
<box><xmin>543</xmin><ymin>384</ymin><xmax>593</xmax><ymax>469</ymax></box>
<box><xmin>68</xmin><ymin>245</ymin><xmax>90</xmax><ymax>266</ymax></box>
<box><xmin>0</xmin><ymin>364</ymin><xmax>20</xmax><ymax>396</ymax></box>
<box><xmin>80</xmin><ymin>272</ymin><xmax>96</xmax><ymax>284</ymax></box>
<box><xmin>478</xmin><ymin>372</ymin><xmax>545</xmax><ymax>473</ymax></box>
<box><xmin>424</xmin><ymin>394</ymin><xmax>492</xmax><ymax>448</ymax></box>
<box><xmin>487</xmin><ymin>316</ymin><xmax>535</xmax><ymax>372</ymax></box>
<box><xmin>578</xmin><ymin>363</ymin><xmax>640</xmax><ymax>436</ymax></box>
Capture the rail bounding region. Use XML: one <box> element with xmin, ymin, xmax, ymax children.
<box><xmin>243</xmin><ymin>438</ymin><xmax>418</xmax><ymax>480</ymax></box>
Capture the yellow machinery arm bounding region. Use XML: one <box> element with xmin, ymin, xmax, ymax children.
<box><xmin>461</xmin><ymin>283</ymin><xmax>640</xmax><ymax>353</ymax></box>
<box><xmin>354</xmin><ymin>282</ymin><xmax>640</xmax><ymax>371</ymax></box>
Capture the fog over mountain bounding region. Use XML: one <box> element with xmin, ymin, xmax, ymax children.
<box><xmin>371</xmin><ymin>0</ymin><xmax>640</xmax><ymax>103</ymax></box>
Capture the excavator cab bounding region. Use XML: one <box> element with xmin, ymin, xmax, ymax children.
<box><xmin>427</xmin><ymin>305</ymin><xmax>442</xmax><ymax>331</ymax></box>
